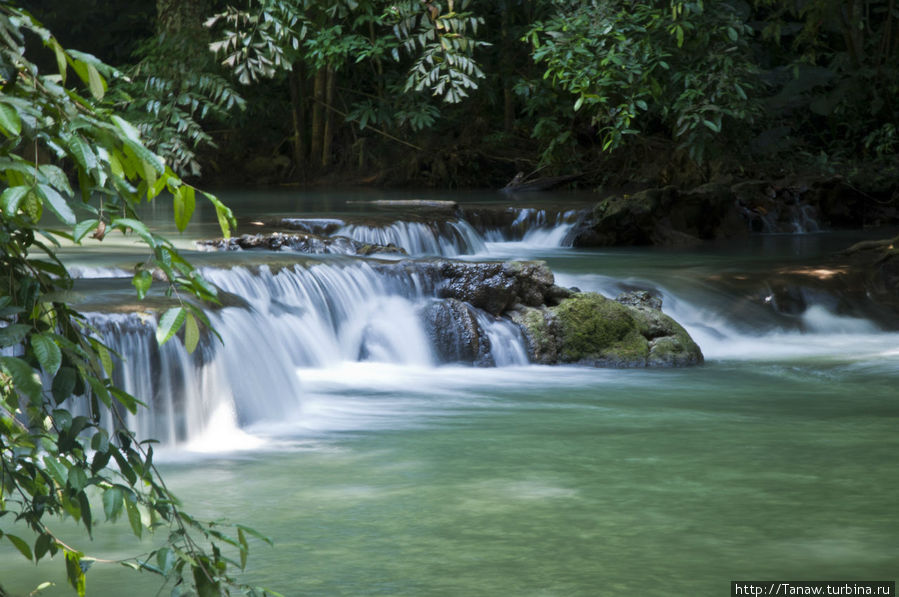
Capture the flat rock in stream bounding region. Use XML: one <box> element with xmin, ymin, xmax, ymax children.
<box><xmin>196</xmin><ymin>232</ymin><xmax>406</xmax><ymax>256</ymax></box>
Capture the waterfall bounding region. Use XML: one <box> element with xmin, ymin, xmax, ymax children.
<box><xmin>76</xmin><ymin>261</ymin><xmax>534</xmax><ymax>446</ymax></box>
<box><xmin>479</xmin><ymin>208</ymin><xmax>582</xmax><ymax>247</ymax></box>
<box><xmin>336</xmin><ymin>220</ymin><xmax>487</xmax><ymax>256</ymax></box>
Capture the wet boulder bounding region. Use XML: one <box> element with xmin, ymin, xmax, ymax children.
<box><xmin>434</xmin><ymin>260</ymin><xmax>561</xmax><ymax>315</ymax></box>
<box><xmin>420</xmin><ymin>299</ymin><xmax>493</xmax><ymax>366</ymax></box>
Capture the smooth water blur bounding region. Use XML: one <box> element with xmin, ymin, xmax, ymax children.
<box><xmin>2</xmin><ymin>190</ymin><xmax>898</xmax><ymax>596</ymax></box>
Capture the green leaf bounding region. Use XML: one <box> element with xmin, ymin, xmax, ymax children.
<box><xmin>174</xmin><ymin>185</ymin><xmax>196</xmax><ymax>232</ymax></box>
<box><xmin>132</xmin><ymin>269</ymin><xmax>152</xmax><ymax>300</ymax></box>
<box><xmin>126</xmin><ymin>498</ymin><xmax>142</xmax><ymax>538</ymax></box>
<box><xmin>68</xmin><ymin>135</ymin><xmax>99</xmax><ymax>174</ymax></box>
<box><xmin>43</xmin><ymin>455</ymin><xmax>69</xmax><ymax>486</ymax></box>
<box><xmin>0</xmin><ymin>102</ymin><xmax>22</xmax><ymax>137</ymax></box>
<box><xmin>2</xmin><ymin>185</ymin><xmax>30</xmax><ymax>217</ymax></box>
<box><xmin>110</xmin><ymin>115</ymin><xmax>143</xmax><ymax>145</ymax></box>
<box><xmin>74</xmin><ymin>219</ymin><xmax>100</xmax><ymax>243</ymax></box>
<box><xmin>110</xmin><ymin>386</ymin><xmax>143</xmax><ymax>414</ymax></box>
<box><xmin>86</xmin><ymin>63</ymin><xmax>105</xmax><ymax>100</ymax></box>
<box><xmin>193</xmin><ymin>563</ymin><xmax>221</xmax><ymax>597</ymax></box>
<box><xmin>157</xmin><ymin>547</ymin><xmax>176</xmax><ymax>575</ymax></box>
<box><xmin>6</xmin><ymin>533</ymin><xmax>34</xmax><ymax>561</ymax></box>
<box><xmin>110</xmin><ymin>218</ymin><xmax>156</xmax><ymax>248</ymax></box>
<box><xmin>0</xmin><ymin>356</ymin><xmax>42</xmax><ymax>402</ymax></box>
<box><xmin>39</xmin><ymin>164</ymin><xmax>73</xmax><ymax>196</ymax></box>
<box><xmin>203</xmin><ymin>192</ymin><xmax>235</xmax><ymax>238</ymax></box>
<box><xmin>184</xmin><ymin>312</ymin><xmax>200</xmax><ymax>353</ymax></box>
<box><xmin>65</xmin><ymin>551</ymin><xmax>87</xmax><ymax>597</ymax></box>
<box><xmin>156</xmin><ymin>307</ymin><xmax>186</xmax><ymax>346</ymax></box>
<box><xmin>0</xmin><ymin>323</ymin><xmax>30</xmax><ymax>347</ymax></box>
<box><xmin>31</xmin><ymin>333</ymin><xmax>62</xmax><ymax>376</ymax></box>
<box><xmin>52</xmin><ymin>39</ymin><xmax>67</xmax><ymax>84</ymax></box>
<box><xmin>51</xmin><ymin>367</ymin><xmax>77</xmax><ymax>404</ymax></box>
<box><xmin>37</xmin><ymin>183</ymin><xmax>77</xmax><ymax>225</ymax></box>
<box><xmin>236</xmin><ymin>524</ymin><xmax>273</xmax><ymax>546</ymax></box>
<box><xmin>103</xmin><ymin>486</ymin><xmax>124</xmax><ymax>522</ymax></box>
<box><xmin>97</xmin><ymin>343</ymin><xmax>113</xmax><ymax>376</ymax></box>
<box><xmin>35</xmin><ymin>533</ymin><xmax>54</xmax><ymax>562</ymax></box>
<box><xmin>238</xmin><ymin>528</ymin><xmax>248</xmax><ymax>570</ymax></box>
<box><xmin>67</xmin><ymin>466</ymin><xmax>88</xmax><ymax>492</ymax></box>
<box><xmin>702</xmin><ymin>119</ymin><xmax>721</xmax><ymax>133</ymax></box>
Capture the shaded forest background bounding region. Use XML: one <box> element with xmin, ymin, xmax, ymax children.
<box><xmin>19</xmin><ymin>0</ymin><xmax>899</xmax><ymax>191</ymax></box>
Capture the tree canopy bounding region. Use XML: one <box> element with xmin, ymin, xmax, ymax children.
<box><xmin>19</xmin><ymin>0</ymin><xmax>899</xmax><ymax>188</ymax></box>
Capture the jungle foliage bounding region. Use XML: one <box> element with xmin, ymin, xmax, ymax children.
<box><xmin>21</xmin><ymin>0</ymin><xmax>899</xmax><ymax>187</ymax></box>
<box><xmin>0</xmin><ymin>5</ymin><xmax>273</xmax><ymax>597</ymax></box>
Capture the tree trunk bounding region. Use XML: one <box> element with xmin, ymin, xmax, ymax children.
<box><xmin>321</xmin><ymin>65</ymin><xmax>336</xmax><ymax>168</ymax></box>
<box><xmin>288</xmin><ymin>61</ymin><xmax>306</xmax><ymax>176</ymax></box>
<box><xmin>310</xmin><ymin>68</ymin><xmax>327</xmax><ymax>167</ymax></box>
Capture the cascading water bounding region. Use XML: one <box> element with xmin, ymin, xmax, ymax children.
<box><xmin>336</xmin><ymin>220</ymin><xmax>487</xmax><ymax>256</ymax></box>
<box><xmin>78</xmin><ymin>260</ymin><xmax>538</xmax><ymax>446</ymax></box>
<box><xmin>479</xmin><ymin>208</ymin><xmax>583</xmax><ymax>246</ymax></box>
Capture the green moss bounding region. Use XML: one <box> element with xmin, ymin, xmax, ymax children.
<box><xmin>550</xmin><ymin>293</ymin><xmax>649</xmax><ymax>364</ymax></box>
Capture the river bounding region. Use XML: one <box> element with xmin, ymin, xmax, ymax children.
<box><xmin>1</xmin><ymin>190</ymin><xmax>897</xmax><ymax>596</ymax></box>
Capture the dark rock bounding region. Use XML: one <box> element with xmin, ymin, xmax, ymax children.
<box><xmin>420</xmin><ymin>299</ymin><xmax>493</xmax><ymax>366</ymax></box>
<box><xmin>569</xmin><ymin>175</ymin><xmax>895</xmax><ymax>248</ymax></box>
<box><xmin>569</xmin><ymin>185</ymin><xmax>742</xmax><ymax>247</ymax></box>
<box><xmin>435</xmin><ymin>260</ymin><xmax>556</xmax><ymax>315</ymax></box>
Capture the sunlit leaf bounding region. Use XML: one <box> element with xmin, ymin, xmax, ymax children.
<box><xmin>156</xmin><ymin>307</ymin><xmax>186</xmax><ymax>346</ymax></box>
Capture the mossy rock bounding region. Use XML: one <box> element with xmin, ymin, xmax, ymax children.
<box><xmin>550</xmin><ymin>293</ymin><xmax>650</xmax><ymax>365</ymax></box>
<box><xmin>512</xmin><ymin>292</ymin><xmax>703</xmax><ymax>368</ymax></box>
